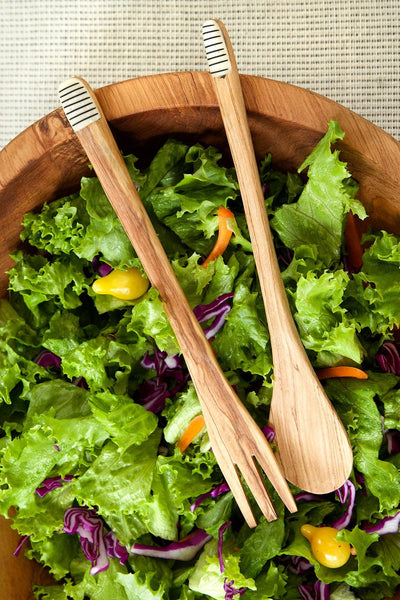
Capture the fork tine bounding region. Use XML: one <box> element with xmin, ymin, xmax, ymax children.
<box><xmin>236</xmin><ymin>456</ymin><xmax>278</xmax><ymax>522</ymax></box>
<box><xmin>254</xmin><ymin>441</ymin><xmax>297</xmax><ymax>514</ymax></box>
<box><xmin>215</xmin><ymin>456</ymin><xmax>260</xmax><ymax>528</ymax></box>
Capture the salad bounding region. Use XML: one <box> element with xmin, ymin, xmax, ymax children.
<box><xmin>1</xmin><ymin>121</ymin><xmax>400</xmax><ymax>600</ymax></box>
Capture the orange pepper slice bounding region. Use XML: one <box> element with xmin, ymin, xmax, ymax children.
<box><xmin>317</xmin><ymin>366</ymin><xmax>368</xmax><ymax>380</ymax></box>
<box><xmin>177</xmin><ymin>415</ymin><xmax>206</xmax><ymax>453</ymax></box>
<box><xmin>202</xmin><ymin>206</ymin><xmax>234</xmax><ymax>268</ymax></box>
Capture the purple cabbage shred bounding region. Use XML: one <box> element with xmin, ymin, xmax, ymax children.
<box><xmin>64</xmin><ymin>507</ymin><xmax>127</xmax><ymax>575</ymax></box>
<box><xmin>138</xmin><ymin>348</ymin><xmax>188</xmax><ymax>413</ymax></box>
<box><xmin>298</xmin><ymin>584</ymin><xmax>314</xmax><ymax>600</ymax></box>
<box><xmin>217</xmin><ymin>521</ymin><xmax>231</xmax><ymax>573</ymax></box>
<box><xmin>217</xmin><ymin>521</ymin><xmax>248</xmax><ymax>600</ymax></box>
<box><xmin>35</xmin><ymin>475</ymin><xmax>74</xmax><ymax>498</ymax></box>
<box><xmin>363</xmin><ymin>509</ymin><xmax>400</xmax><ymax>535</ymax></box>
<box><xmin>277</xmin><ymin>246</ymin><xmax>294</xmax><ymax>269</ymax></box>
<box><xmin>261</xmin><ymin>425</ymin><xmax>275</xmax><ymax>443</ymax></box>
<box><xmin>138</xmin><ymin>294</ymin><xmax>233</xmax><ymax>412</ymax></box>
<box><xmin>299</xmin><ymin>580</ymin><xmax>330</xmax><ymax>600</ymax></box>
<box><xmin>294</xmin><ymin>491</ymin><xmax>323</xmax><ymax>502</ymax></box>
<box><xmin>104</xmin><ymin>531</ymin><xmax>129</xmax><ymax>565</ymax></box>
<box><xmin>34</xmin><ymin>349</ymin><xmax>61</xmax><ymax>369</ymax></box>
<box><xmin>386</xmin><ymin>430</ymin><xmax>400</xmax><ymax>455</ymax></box>
<box><xmin>71</xmin><ymin>376</ymin><xmax>89</xmax><ymax>389</ymax></box>
<box><xmin>331</xmin><ymin>479</ymin><xmax>356</xmax><ymax>530</ymax></box>
<box><xmin>190</xmin><ymin>481</ymin><xmax>230</xmax><ymax>512</ymax></box>
<box><xmin>289</xmin><ymin>555</ymin><xmax>314</xmax><ymax>575</ymax></box>
<box><xmin>376</xmin><ymin>341</ymin><xmax>400</xmax><ymax>376</ymax></box>
<box><xmin>131</xmin><ymin>529</ymin><xmax>212</xmax><ymax>561</ymax></box>
<box><xmin>13</xmin><ymin>534</ymin><xmax>30</xmax><ymax>557</ymax></box>
<box><xmin>92</xmin><ymin>257</ymin><xmax>113</xmax><ymax>277</ymax></box>
<box><xmin>294</xmin><ymin>479</ymin><xmax>356</xmax><ymax>531</ymax></box>
<box><xmin>223</xmin><ymin>579</ymin><xmax>247</xmax><ymax>599</ymax></box>
<box><xmin>193</xmin><ymin>293</ymin><xmax>234</xmax><ymax>340</ymax></box>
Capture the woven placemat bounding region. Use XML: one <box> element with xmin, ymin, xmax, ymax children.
<box><xmin>1</xmin><ymin>0</ymin><xmax>399</xmax><ymax>149</ymax></box>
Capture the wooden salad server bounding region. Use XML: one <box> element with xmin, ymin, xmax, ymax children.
<box><xmin>202</xmin><ymin>19</ymin><xmax>353</xmax><ymax>494</ymax></box>
<box><xmin>58</xmin><ymin>76</ymin><xmax>297</xmax><ymax>528</ymax></box>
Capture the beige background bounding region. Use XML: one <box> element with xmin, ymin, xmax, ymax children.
<box><xmin>1</xmin><ymin>0</ymin><xmax>399</xmax><ymax>149</ymax></box>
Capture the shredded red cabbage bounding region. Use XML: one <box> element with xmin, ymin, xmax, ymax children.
<box><xmin>138</xmin><ymin>378</ymin><xmax>170</xmax><ymax>413</ymax></box>
<box><xmin>277</xmin><ymin>246</ymin><xmax>294</xmax><ymax>269</ymax></box>
<box><xmin>299</xmin><ymin>580</ymin><xmax>330</xmax><ymax>600</ymax></box>
<box><xmin>223</xmin><ymin>578</ymin><xmax>247</xmax><ymax>599</ymax></box>
<box><xmin>92</xmin><ymin>257</ymin><xmax>113</xmax><ymax>277</ymax></box>
<box><xmin>190</xmin><ymin>481</ymin><xmax>230</xmax><ymax>513</ymax></box>
<box><xmin>298</xmin><ymin>584</ymin><xmax>314</xmax><ymax>600</ymax></box>
<box><xmin>141</xmin><ymin>349</ymin><xmax>183</xmax><ymax>374</ymax></box>
<box><xmin>34</xmin><ymin>349</ymin><xmax>61</xmax><ymax>369</ymax></box>
<box><xmin>363</xmin><ymin>509</ymin><xmax>400</xmax><ymax>535</ymax></box>
<box><xmin>138</xmin><ymin>347</ymin><xmax>188</xmax><ymax>413</ymax></box>
<box><xmin>131</xmin><ymin>529</ymin><xmax>212</xmax><ymax>561</ymax></box>
<box><xmin>295</xmin><ymin>479</ymin><xmax>356</xmax><ymax>531</ymax></box>
<box><xmin>217</xmin><ymin>521</ymin><xmax>231</xmax><ymax>573</ymax></box>
<box><xmin>64</xmin><ymin>507</ymin><xmax>127</xmax><ymax>575</ymax></box>
<box><xmin>376</xmin><ymin>341</ymin><xmax>400</xmax><ymax>375</ymax></box>
<box><xmin>193</xmin><ymin>293</ymin><xmax>234</xmax><ymax>340</ymax></box>
<box><xmin>138</xmin><ymin>294</ymin><xmax>233</xmax><ymax>412</ymax></box>
<box><xmin>386</xmin><ymin>429</ymin><xmax>400</xmax><ymax>455</ymax></box>
<box><xmin>71</xmin><ymin>376</ymin><xmax>88</xmax><ymax>389</ymax></box>
<box><xmin>217</xmin><ymin>521</ymin><xmax>248</xmax><ymax>600</ymax></box>
<box><xmin>64</xmin><ymin>507</ymin><xmax>109</xmax><ymax>575</ymax></box>
<box><xmin>294</xmin><ymin>491</ymin><xmax>324</xmax><ymax>502</ymax></box>
<box><xmin>104</xmin><ymin>530</ymin><xmax>129</xmax><ymax>565</ymax></box>
<box><xmin>261</xmin><ymin>425</ymin><xmax>275</xmax><ymax>443</ymax></box>
<box><xmin>331</xmin><ymin>480</ymin><xmax>356</xmax><ymax>530</ymax></box>
<box><xmin>13</xmin><ymin>534</ymin><xmax>30</xmax><ymax>557</ymax></box>
<box><xmin>289</xmin><ymin>555</ymin><xmax>314</xmax><ymax>575</ymax></box>
<box><xmin>35</xmin><ymin>475</ymin><xmax>74</xmax><ymax>498</ymax></box>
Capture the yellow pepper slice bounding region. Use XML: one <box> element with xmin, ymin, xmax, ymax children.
<box><xmin>301</xmin><ymin>524</ymin><xmax>351</xmax><ymax>568</ymax></box>
<box><xmin>92</xmin><ymin>267</ymin><xmax>149</xmax><ymax>300</ymax></box>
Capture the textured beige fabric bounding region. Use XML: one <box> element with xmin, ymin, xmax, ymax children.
<box><xmin>1</xmin><ymin>0</ymin><xmax>399</xmax><ymax>149</ymax></box>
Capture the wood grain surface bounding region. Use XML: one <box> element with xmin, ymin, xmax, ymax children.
<box><xmin>208</xmin><ymin>19</ymin><xmax>352</xmax><ymax>495</ymax></box>
<box><xmin>1</xmin><ymin>71</ymin><xmax>400</xmax><ymax>599</ymax></box>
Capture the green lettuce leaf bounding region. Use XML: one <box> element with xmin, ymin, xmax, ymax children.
<box><xmin>345</xmin><ymin>231</ymin><xmax>400</xmax><ymax>334</ymax></box>
<box><xmin>189</xmin><ymin>539</ymin><xmax>256</xmax><ymax>600</ymax></box>
<box><xmin>147</xmin><ymin>144</ymin><xmax>238</xmax><ymax>254</ymax></box>
<box><xmin>239</xmin><ymin>512</ymin><xmax>286</xmax><ymax>579</ymax></box>
<box><xmin>291</xmin><ymin>269</ymin><xmax>365</xmax><ymax>366</ymax></box>
<box><xmin>272</xmin><ymin>121</ymin><xmax>367</xmax><ymax>267</ymax></box>
<box><xmin>213</xmin><ymin>282</ymin><xmax>272</xmax><ymax>377</ymax></box>
<box><xmin>325</xmin><ymin>373</ymin><xmax>400</xmax><ymax>512</ymax></box>
<box><xmin>8</xmin><ymin>251</ymin><xmax>89</xmax><ymax>319</ymax></box>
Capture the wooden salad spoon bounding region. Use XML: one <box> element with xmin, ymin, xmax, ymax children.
<box><xmin>202</xmin><ymin>19</ymin><xmax>353</xmax><ymax>494</ymax></box>
<box><xmin>58</xmin><ymin>76</ymin><xmax>297</xmax><ymax>528</ymax></box>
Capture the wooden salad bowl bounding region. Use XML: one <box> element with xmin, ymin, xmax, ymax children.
<box><xmin>0</xmin><ymin>72</ymin><xmax>400</xmax><ymax>599</ymax></box>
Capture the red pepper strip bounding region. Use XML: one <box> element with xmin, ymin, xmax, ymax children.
<box><xmin>345</xmin><ymin>211</ymin><xmax>364</xmax><ymax>271</ymax></box>
<box><xmin>202</xmin><ymin>206</ymin><xmax>234</xmax><ymax>268</ymax></box>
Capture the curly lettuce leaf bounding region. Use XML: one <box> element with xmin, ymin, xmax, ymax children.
<box><xmin>291</xmin><ymin>269</ymin><xmax>365</xmax><ymax>366</ymax></box>
<box><xmin>272</xmin><ymin>121</ymin><xmax>367</xmax><ymax>267</ymax></box>
<box><xmin>146</xmin><ymin>144</ymin><xmax>238</xmax><ymax>254</ymax></box>
<box><xmin>8</xmin><ymin>251</ymin><xmax>89</xmax><ymax>319</ymax></box>
<box><xmin>20</xmin><ymin>194</ymin><xmax>88</xmax><ymax>256</ymax></box>
<box><xmin>189</xmin><ymin>539</ymin><xmax>255</xmax><ymax>600</ymax></box>
<box><xmin>325</xmin><ymin>373</ymin><xmax>400</xmax><ymax>512</ymax></box>
<box><xmin>345</xmin><ymin>231</ymin><xmax>400</xmax><ymax>334</ymax></box>
<box><xmin>212</xmin><ymin>282</ymin><xmax>272</xmax><ymax>378</ymax></box>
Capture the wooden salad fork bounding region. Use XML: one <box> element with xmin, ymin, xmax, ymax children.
<box><xmin>202</xmin><ymin>19</ymin><xmax>353</xmax><ymax>494</ymax></box>
<box><xmin>58</xmin><ymin>76</ymin><xmax>297</xmax><ymax>528</ymax></box>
